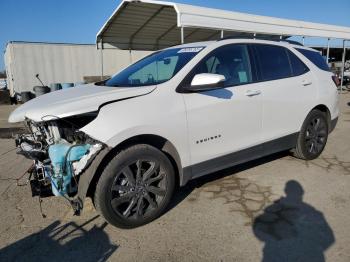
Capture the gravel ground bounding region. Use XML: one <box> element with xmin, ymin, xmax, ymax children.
<box><xmin>0</xmin><ymin>92</ymin><xmax>349</xmax><ymax>262</ymax></box>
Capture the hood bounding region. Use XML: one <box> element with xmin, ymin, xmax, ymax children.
<box><xmin>9</xmin><ymin>83</ymin><xmax>156</xmax><ymax>123</ymax></box>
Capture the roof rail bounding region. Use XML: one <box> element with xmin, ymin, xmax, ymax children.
<box><xmin>218</xmin><ymin>36</ymin><xmax>273</xmax><ymax>41</ymax></box>
<box><xmin>280</xmin><ymin>39</ymin><xmax>304</xmax><ymax>46</ymax></box>
<box><xmin>218</xmin><ymin>36</ymin><xmax>303</xmax><ymax>46</ymax></box>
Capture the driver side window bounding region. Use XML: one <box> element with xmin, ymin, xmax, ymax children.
<box><xmin>190</xmin><ymin>44</ymin><xmax>253</xmax><ymax>87</ymax></box>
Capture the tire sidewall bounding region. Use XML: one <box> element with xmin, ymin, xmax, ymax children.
<box><xmin>298</xmin><ymin>110</ymin><xmax>329</xmax><ymax>160</ymax></box>
<box><xmin>95</xmin><ymin>144</ymin><xmax>175</xmax><ymax>229</ymax></box>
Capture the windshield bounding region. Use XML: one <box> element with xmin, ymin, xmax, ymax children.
<box><xmin>104</xmin><ymin>47</ymin><xmax>204</xmax><ymax>87</ymax></box>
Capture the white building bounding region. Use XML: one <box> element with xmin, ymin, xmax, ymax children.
<box><xmin>4</xmin><ymin>41</ymin><xmax>151</xmax><ymax>96</ymax></box>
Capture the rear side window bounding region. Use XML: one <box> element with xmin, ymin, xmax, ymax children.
<box><xmin>296</xmin><ymin>48</ymin><xmax>330</xmax><ymax>71</ymax></box>
<box><xmin>254</xmin><ymin>44</ymin><xmax>292</xmax><ymax>81</ymax></box>
<box><xmin>287</xmin><ymin>50</ymin><xmax>309</xmax><ymax>76</ymax></box>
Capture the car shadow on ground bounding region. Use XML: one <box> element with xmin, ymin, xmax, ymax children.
<box><xmin>168</xmin><ymin>151</ymin><xmax>290</xmax><ymax>212</ymax></box>
<box><xmin>0</xmin><ymin>215</ymin><xmax>118</xmax><ymax>262</ymax></box>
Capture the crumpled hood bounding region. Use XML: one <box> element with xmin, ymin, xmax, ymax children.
<box><xmin>9</xmin><ymin>83</ymin><xmax>156</xmax><ymax>123</ymax></box>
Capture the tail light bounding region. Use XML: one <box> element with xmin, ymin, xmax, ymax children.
<box><xmin>332</xmin><ymin>75</ymin><xmax>340</xmax><ymax>87</ymax></box>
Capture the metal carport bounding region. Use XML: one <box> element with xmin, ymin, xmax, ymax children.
<box><xmin>96</xmin><ymin>0</ymin><xmax>350</xmax><ymax>88</ymax></box>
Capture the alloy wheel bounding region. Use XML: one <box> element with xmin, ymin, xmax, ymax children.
<box><xmin>110</xmin><ymin>160</ymin><xmax>167</xmax><ymax>219</ymax></box>
<box><xmin>304</xmin><ymin>116</ymin><xmax>327</xmax><ymax>155</ymax></box>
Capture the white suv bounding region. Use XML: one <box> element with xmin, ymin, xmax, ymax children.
<box><xmin>9</xmin><ymin>39</ymin><xmax>339</xmax><ymax>228</ymax></box>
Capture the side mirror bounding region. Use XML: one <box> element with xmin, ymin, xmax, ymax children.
<box><xmin>187</xmin><ymin>73</ymin><xmax>225</xmax><ymax>92</ymax></box>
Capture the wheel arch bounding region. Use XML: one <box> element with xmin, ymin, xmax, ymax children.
<box><xmin>86</xmin><ymin>134</ymin><xmax>183</xmax><ymax>199</ymax></box>
<box><xmin>293</xmin><ymin>104</ymin><xmax>331</xmax><ymax>160</ymax></box>
<box><xmin>311</xmin><ymin>104</ymin><xmax>331</xmax><ymax>130</ymax></box>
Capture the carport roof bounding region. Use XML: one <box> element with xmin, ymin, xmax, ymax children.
<box><xmin>97</xmin><ymin>0</ymin><xmax>350</xmax><ymax>50</ymax></box>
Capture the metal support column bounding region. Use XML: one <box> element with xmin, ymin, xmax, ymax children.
<box><xmin>129</xmin><ymin>49</ymin><xmax>132</xmax><ymax>64</ymax></box>
<box><xmin>221</xmin><ymin>30</ymin><xmax>224</xmax><ymax>39</ymax></box>
<box><xmin>326</xmin><ymin>38</ymin><xmax>330</xmax><ymax>63</ymax></box>
<box><xmin>100</xmin><ymin>39</ymin><xmax>104</xmax><ymax>79</ymax></box>
<box><xmin>181</xmin><ymin>27</ymin><xmax>184</xmax><ymax>44</ymax></box>
<box><xmin>340</xmin><ymin>40</ymin><xmax>346</xmax><ymax>91</ymax></box>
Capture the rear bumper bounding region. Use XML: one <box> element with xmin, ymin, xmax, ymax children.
<box><xmin>330</xmin><ymin>117</ymin><xmax>338</xmax><ymax>133</ymax></box>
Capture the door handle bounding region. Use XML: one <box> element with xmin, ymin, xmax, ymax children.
<box><xmin>302</xmin><ymin>79</ymin><xmax>312</xmax><ymax>86</ymax></box>
<box><xmin>245</xmin><ymin>90</ymin><xmax>261</xmax><ymax>97</ymax></box>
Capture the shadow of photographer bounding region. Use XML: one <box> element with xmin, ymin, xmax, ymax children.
<box><xmin>253</xmin><ymin>180</ymin><xmax>335</xmax><ymax>262</ymax></box>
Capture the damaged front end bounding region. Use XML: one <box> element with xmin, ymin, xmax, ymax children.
<box><xmin>15</xmin><ymin>113</ymin><xmax>104</xmax><ymax>214</ymax></box>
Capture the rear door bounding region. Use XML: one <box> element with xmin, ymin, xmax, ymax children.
<box><xmin>251</xmin><ymin>44</ymin><xmax>316</xmax><ymax>142</ymax></box>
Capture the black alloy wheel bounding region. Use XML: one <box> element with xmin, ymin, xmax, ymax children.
<box><xmin>293</xmin><ymin>109</ymin><xmax>329</xmax><ymax>160</ymax></box>
<box><xmin>95</xmin><ymin>144</ymin><xmax>175</xmax><ymax>228</ymax></box>
<box><xmin>110</xmin><ymin>159</ymin><xmax>166</xmax><ymax>219</ymax></box>
<box><xmin>304</xmin><ymin>116</ymin><xmax>328</xmax><ymax>155</ymax></box>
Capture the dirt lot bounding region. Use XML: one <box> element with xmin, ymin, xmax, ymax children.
<box><xmin>0</xmin><ymin>92</ymin><xmax>350</xmax><ymax>262</ymax></box>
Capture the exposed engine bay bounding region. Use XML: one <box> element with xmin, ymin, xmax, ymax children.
<box><xmin>7</xmin><ymin>83</ymin><xmax>156</xmax><ymax>219</ymax></box>
<box><xmin>15</xmin><ymin>113</ymin><xmax>104</xmax><ymax>214</ymax></box>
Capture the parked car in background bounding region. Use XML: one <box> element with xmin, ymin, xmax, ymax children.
<box><xmin>343</xmin><ymin>70</ymin><xmax>350</xmax><ymax>85</ymax></box>
<box><xmin>9</xmin><ymin>39</ymin><xmax>339</xmax><ymax>228</ymax></box>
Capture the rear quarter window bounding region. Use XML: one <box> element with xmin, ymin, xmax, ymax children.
<box><xmin>287</xmin><ymin>50</ymin><xmax>310</xmax><ymax>76</ymax></box>
<box><xmin>296</xmin><ymin>48</ymin><xmax>330</xmax><ymax>71</ymax></box>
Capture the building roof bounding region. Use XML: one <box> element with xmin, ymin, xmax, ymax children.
<box><xmin>6</xmin><ymin>41</ymin><xmax>95</xmax><ymax>47</ymax></box>
<box><xmin>96</xmin><ymin>0</ymin><xmax>350</xmax><ymax>50</ymax></box>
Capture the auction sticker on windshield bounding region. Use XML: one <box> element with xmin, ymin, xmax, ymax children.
<box><xmin>178</xmin><ymin>47</ymin><xmax>204</xmax><ymax>53</ymax></box>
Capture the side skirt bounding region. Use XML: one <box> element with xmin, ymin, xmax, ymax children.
<box><xmin>181</xmin><ymin>133</ymin><xmax>298</xmax><ymax>186</ymax></box>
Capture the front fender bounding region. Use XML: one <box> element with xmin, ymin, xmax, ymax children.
<box><xmin>80</xmin><ymin>94</ymin><xmax>191</xmax><ymax>168</ymax></box>
<box><xmin>72</xmin><ymin>147</ymin><xmax>111</xmax><ymax>213</ymax></box>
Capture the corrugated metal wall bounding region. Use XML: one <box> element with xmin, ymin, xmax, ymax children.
<box><xmin>4</xmin><ymin>45</ymin><xmax>14</xmax><ymax>95</ymax></box>
<box><xmin>4</xmin><ymin>42</ymin><xmax>152</xmax><ymax>96</ymax></box>
<box><xmin>101</xmin><ymin>49</ymin><xmax>151</xmax><ymax>76</ymax></box>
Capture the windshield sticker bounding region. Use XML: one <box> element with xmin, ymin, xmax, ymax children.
<box><xmin>178</xmin><ymin>47</ymin><xmax>204</xmax><ymax>53</ymax></box>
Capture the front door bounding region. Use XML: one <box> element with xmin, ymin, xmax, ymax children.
<box><xmin>181</xmin><ymin>44</ymin><xmax>263</xmax><ymax>177</ymax></box>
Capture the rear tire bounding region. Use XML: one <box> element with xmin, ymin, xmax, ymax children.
<box><xmin>94</xmin><ymin>144</ymin><xmax>175</xmax><ymax>229</ymax></box>
<box><xmin>293</xmin><ymin>109</ymin><xmax>329</xmax><ymax>160</ymax></box>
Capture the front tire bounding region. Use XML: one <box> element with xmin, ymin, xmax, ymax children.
<box><xmin>95</xmin><ymin>144</ymin><xmax>175</xmax><ymax>229</ymax></box>
<box><xmin>293</xmin><ymin>109</ymin><xmax>329</xmax><ymax>160</ymax></box>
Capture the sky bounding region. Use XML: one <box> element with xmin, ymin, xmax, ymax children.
<box><xmin>1</xmin><ymin>0</ymin><xmax>350</xmax><ymax>71</ymax></box>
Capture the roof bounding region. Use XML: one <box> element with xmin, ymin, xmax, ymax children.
<box><xmin>96</xmin><ymin>0</ymin><xmax>350</xmax><ymax>50</ymax></box>
<box><xmin>169</xmin><ymin>39</ymin><xmax>309</xmax><ymax>51</ymax></box>
<box><xmin>6</xmin><ymin>41</ymin><xmax>95</xmax><ymax>47</ymax></box>
<box><xmin>308</xmin><ymin>45</ymin><xmax>350</xmax><ymax>49</ymax></box>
